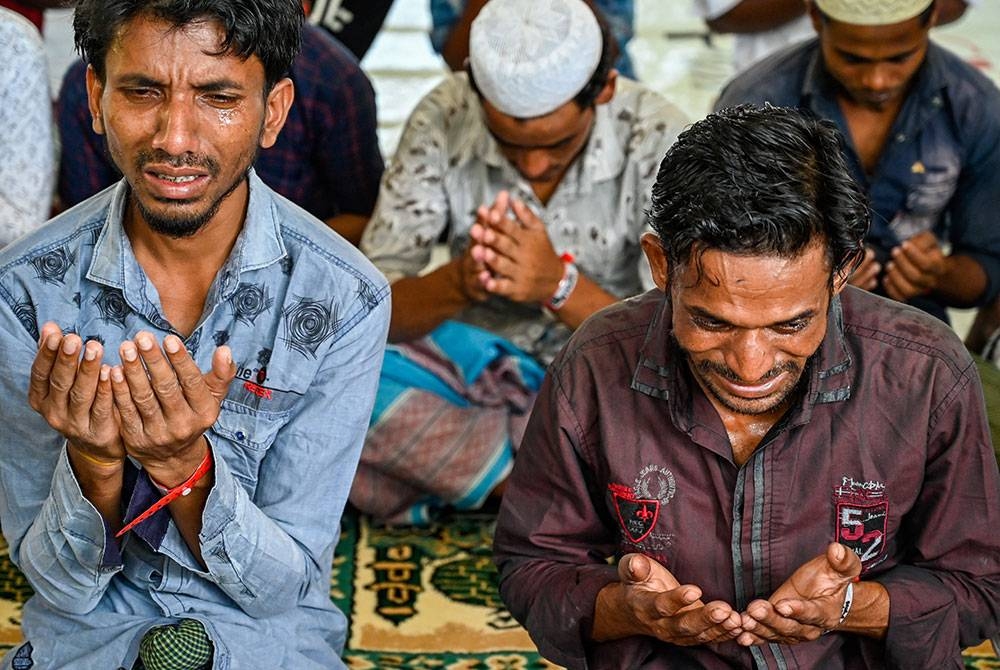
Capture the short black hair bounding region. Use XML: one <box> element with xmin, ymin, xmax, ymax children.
<box><xmin>818</xmin><ymin>0</ymin><xmax>937</xmax><ymax>27</ymax></box>
<box><xmin>73</xmin><ymin>0</ymin><xmax>303</xmax><ymax>91</ymax></box>
<box><xmin>647</xmin><ymin>105</ymin><xmax>868</xmax><ymax>285</ymax></box>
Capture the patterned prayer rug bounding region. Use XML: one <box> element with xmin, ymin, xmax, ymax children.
<box><xmin>0</xmin><ymin>511</ymin><xmax>995</xmax><ymax>668</ymax></box>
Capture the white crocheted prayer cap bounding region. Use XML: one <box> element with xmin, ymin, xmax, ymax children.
<box><xmin>814</xmin><ymin>0</ymin><xmax>934</xmax><ymax>25</ymax></box>
<box><xmin>469</xmin><ymin>0</ymin><xmax>602</xmax><ymax>119</ymax></box>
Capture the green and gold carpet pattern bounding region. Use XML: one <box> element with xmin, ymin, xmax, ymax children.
<box><xmin>0</xmin><ymin>510</ymin><xmax>995</xmax><ymax>668</ymax></box>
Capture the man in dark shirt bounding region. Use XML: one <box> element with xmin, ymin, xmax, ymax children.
<box><xmin>715</xmin><ymin>0</ymin><xmax>1000</xmax><ymax>325</ymax></box>
<box><xmin>493</xmin><ymin>105</ymin><xmax>1000</xmax><ymax>669</ymax></box>
<box><xmin>57</xmin><ymin>21</ymin><xmax>383</xmax><ymax>244</ymax></box>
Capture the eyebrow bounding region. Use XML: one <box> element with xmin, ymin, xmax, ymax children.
<box><xmin>834</xmin><ymin>45</ymin><xmax>921</xmax><ymax>64</ymax></box>
<box><xmin>113</xmin><ymin>73</ymin><xmax>247</xmax><ymax>92</ymax></box>
<box><xmin>687</xmin><ymin>304</ymin><xmax>819</xmax><ymax>328</ymax></box>
<box><xmin>487</xmin><ymin>125</ymin><xmax>578</xmax><ymax>150</ymax></box>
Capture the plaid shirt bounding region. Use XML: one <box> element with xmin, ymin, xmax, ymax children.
<box><xmin>56</xmin><ymin>24</ymin><xmax>384</xmax><ymax>222</ymax></box>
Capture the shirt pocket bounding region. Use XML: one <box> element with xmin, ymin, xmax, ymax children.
<box><xmin>889</xmin><ymin>162</ymin><xmax>959</xmax><ymax>241</ymax></box>
<box><xmin>212</xmin><ymin>400</ymin><xmax>291</xmax><ymax>491</ymax></box>
<box><xmin>905</xmin><ymin>163</ymin><xmax>959</xmax><ymax>216</ymax></box>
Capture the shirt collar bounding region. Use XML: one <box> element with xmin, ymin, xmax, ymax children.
<box><xmin>86</xmin><ymin>169</ymin><xmax>287</xmax><ymax>292</ymax></box>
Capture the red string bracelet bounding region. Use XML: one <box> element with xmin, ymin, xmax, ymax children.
<box><xmin>115</xmin><ymin>450</ymin><xmax>213</xmax><ymax>538</ymax></box>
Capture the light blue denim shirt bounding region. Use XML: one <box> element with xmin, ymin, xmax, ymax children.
<box><xmin>0</xmin><ymin>171</ymin><xmax>390</xmax><ymax>670</ymax></box>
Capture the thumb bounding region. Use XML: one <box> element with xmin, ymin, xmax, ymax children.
<box><xmin>205</xmin><ymin>346</ymin><xmax>236</xmax><ymax>400</ymax></box>
<box><xmin>828</xmin><ymin>542</ymin><xmax>862</xmax><ymax>580</ymax></box>
<box><xmin>619</xmin><ymin>553</ymin><xmax>651</xmax><ymax>585</ymax></box>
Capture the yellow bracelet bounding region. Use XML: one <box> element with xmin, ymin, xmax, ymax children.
<box><xmin>71</xmin><ymin>447</ymin><xmax>121</xmax><ymax>468</ymax></box>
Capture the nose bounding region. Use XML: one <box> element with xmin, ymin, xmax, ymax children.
<box><xmin>515</xmin><ymin>149</ymin><xmax>553</xmax><ymax>181</ymax></box>
<box><xmin>861</xmin><ymin>64</ymin><xmax>892</xmax><ymax>92</ymax></box>
<box><xmin>723</xmin><ymin>329</ymin><xmax>777</xmax><ymax>384</ymax></box>
<box><xmin>151</xmin><ymin>95</ymin><xmax>199</xmax><ymax>156</ymax></box>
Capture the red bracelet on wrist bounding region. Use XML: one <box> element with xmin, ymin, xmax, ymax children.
<box><xmin>115</xmin><ymin>450</ymin><xmax>213</xmax><ymax>538</ymax></box>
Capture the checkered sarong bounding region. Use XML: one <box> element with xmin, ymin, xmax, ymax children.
<box><xmin>135</xmin><ymin>618</ymin><xmax>213</xmax><ymax>670</ymax></box>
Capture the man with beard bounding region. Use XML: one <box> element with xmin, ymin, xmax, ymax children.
<box><xmin>493</xmin><ymin>106</ymin><xmax>1000</xmax><ymax>669</ymax></box>
<box><xmin>714</xmin><ymin>0</ymin><xmax>1000</xmax><ymax>327</ymax></box>
<box><xmin>0</xmin><ymin>1</ymin><xmax>390</xmax><ymax>668</ymax></box>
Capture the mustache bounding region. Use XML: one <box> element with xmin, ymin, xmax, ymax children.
<box><xmin>136</xmin><ymin>149</ymin><xmax>219</xmax><ymax>175</ymax></box>
<box><xmin>695</xmin><ymin>358</ymin><xmax>800</xmax><ymax>385</ymax></box>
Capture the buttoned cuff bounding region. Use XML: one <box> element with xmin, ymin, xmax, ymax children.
<box><xmin>876</xmin><ymin>565</ymin><xmax>963</xmax><ymax>669</ymax></box>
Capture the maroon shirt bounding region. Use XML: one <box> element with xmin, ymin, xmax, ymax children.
<box><xmin>494</xmin><ymin>286</ymin><xmax>1000</xmax><ymax>669</ymax></box>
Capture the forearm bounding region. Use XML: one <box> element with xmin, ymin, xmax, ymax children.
<box><xmin>66</xmin><ymin>443</ymin><xmax>124</xmax><ymax>533</ymax></box>
<box><xmin>707</xmin><ymin>0</ymin><xmax>807</xmax><ymax>34</ymax></box>
<box><xmin>440</xmin><ymin>0</ymin><xmax>490</xmax><ymax>70</ymax></box>
<box><xmin>388</xmin><ymin>260</ymin><xmax>473</xmax><ymax>342</ymax></box>
<box><xmin>930</xmin><ymin>253</ymin><xmax>988</xmax><ymax>306</ymax></box>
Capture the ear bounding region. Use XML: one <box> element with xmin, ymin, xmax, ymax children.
<box><xmin>85</xmin><ymin>65</ymin><xmax>106</xmax><ymax>136</ymax></box>
<box><xmin>832</xmin><ymin>251</ymin><xmax>859</xmax><ymax>296</ymax></box>
<box><xmin>641</xmin><ymin>231</ymin><xmax>668</xmax><ymax>292</ymax></box>
<box><xmin>594</xmin><ymin>68</ymin><xmax>618</xmax><ymax>106</ymax></box>
<box><xmin>259</xmin><ymin>77</ymin><xmax>295</xmax><ymax>149</ymax></box>
<box><xmin>807</xmin><ymin>1</ymin><xmax>823</xmax><ymax>34</ymax></box>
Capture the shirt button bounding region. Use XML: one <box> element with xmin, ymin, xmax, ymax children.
<box><xmin>895</xmin><ymin>133</ymin><xmax>907</xmax><ymax>143</ymax></box>
<box><xmin>235</xmin><ymin>431</ymin><xmax>246</xmax><ymax>441</ymax></box>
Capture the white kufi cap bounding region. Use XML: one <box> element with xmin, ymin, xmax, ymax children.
<box><xmin>814</xmin><ymin>0</ymin><xmax>934</xmax><ymax>25</ymax></box>
<box><xmin>469</xmin><ymin>0</ymin><xmax>602</xmax><ymax>118</ymax></box>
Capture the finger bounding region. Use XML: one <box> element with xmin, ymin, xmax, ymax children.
<box><xmin>665</xmin><ymin>602</ymin><xmax>738</xmax><ymax>645</ymax></box>
<box><xmin>889</xmin><ymin>246</ymin><xmax>934</xmax><ymax>286</ymax></box>
<box><xmin>162</xmin><ymin>335</ymin><xmax>220</xmax><ymax>414</ymax></box>
<box><xmin>771</xmin><ymin>598</ymin><xmax>828</xmax><ymax>630</ymax></box>
<box><xmin>28</xmin><ymin>327</ymin><xmax>63</xmax><ymax>409</ymax></box>
<box><xmin>511</xmin><ymin>198</ymin><xmax>543</xmax><ymax>230</ymax></box>
<box><xmin>488</xmin><ymin>190</ymin><xmax>510</xmax><ymax>225</ymax></box>
<box><xmin>134</xmin><ymin>332</ymin><xmax>186</xmax><ymax>415</ymax></box>
<box><xmin>736</xmin><ymin>630</ymin><xmax>768</xmax><ymax>646</ymax></box>
<box><xmin>904</xmin><ymin>230</ymin><xmax>939</xmax><ymax>253</ymax></box>
<box><xmin>111</xmin><ymin>365</ymin><xmax>143</xmax><ymax>439</ymax></box>
<box><xmin>47</xmin><ymin>334</ymin><xmax>85</xmax><ymax>415</ymax></box>
<box><xmin>119</xmin><ymin>340</ymin><xmax>165</xmax><ymax>428</ymax></box>
<box><xmin>745</xmin><ymin>599</ymin><xmax>821</xmax><ymax>643</ymax></box>
<box><xmin>469</xmin><ymin>220</ymin><xmax>488</xmax><ymax>243</ymax></box>
<box><xmin>849</xmin><ymin>253</ymin><xmax>881</xmax><ymax>290</ymax></box>
<box><xmin>205</xmin><ymin>345</ymin><xmax>236</xmax><ymax>401</ymax></box>
<box><xmin>481</xmin><ymin>229</ymin><xmax>521</xmax><ymax>260</ymax></box>
<box><xmin>651</xmin><ymin>585</ymin><xmax>703</xmax><ymax>618</ymax></box>
<box><xmin>67</xmin><ymin>340</ymin><xmax>104</xmax><ymax>424</ymax></box>
<box><xmin>883</xmin><ymin>263</ymin><xmax>922</xmax><ymax>302</ymax></box>
<box><xmin>482</xmin><ymin>254</ymin><xmax>517</xmax><ymax>282</ymax></box>
<box><xmin>90</xmin><ymin>364</ymin><xmax>116</xmax><ymax>432</ymax></box>
<box><xmin>482</xmin><ymin>273</ymin><xmax>518</xmax><ymax>297</ymax></box>
<box><xmin>470</xmin><ymin>243</ymin><xmax>489</xmax><ymax>265</ymax></box>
